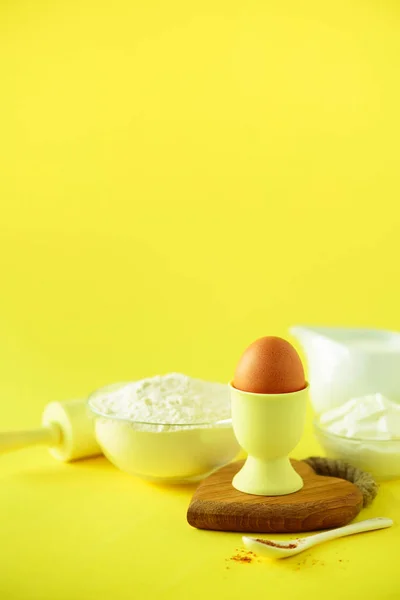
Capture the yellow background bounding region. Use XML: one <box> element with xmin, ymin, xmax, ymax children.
<box><xmin>1</xmin><ymin>0</ymin><xmax>400</xmax><ymax>598</ymax></box>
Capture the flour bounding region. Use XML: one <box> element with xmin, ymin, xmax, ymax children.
<box><xmin>88</xmin><ymin>373</ymin><xmax>239</xmax><ymax>482</ymax></box>
<box><xmin>89</xmin><ymin>373</ymin><xmax>231</xmax><ymax>430</ymax></box>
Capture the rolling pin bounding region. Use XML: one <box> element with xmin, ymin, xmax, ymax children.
<box><xmin>0</xmin><ymin>399</ymin><xmax>102</xmax><ymax>461</ymax></box>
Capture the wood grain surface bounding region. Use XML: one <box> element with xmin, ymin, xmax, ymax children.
<box><xmin>187</xmin><ymin>459</ymin><xmax>363</xmax><ymax>533</ymax></box>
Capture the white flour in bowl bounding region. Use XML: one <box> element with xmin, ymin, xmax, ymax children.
<box><xmin>89</xmin><ymin>372</ymin><xmax>231</xmax><ymax>429</ymax></box>
<box><xmin>88</xmin><ymin>373</ymin><xmax>239</xmax><ymax>482</ymax></box>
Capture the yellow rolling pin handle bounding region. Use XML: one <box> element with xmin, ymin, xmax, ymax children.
<box><xmin>0</xmin><ymin>424</ymin><xmax>61</xmax><ymax>453</ymax></box>
<box><xmin>0</xmin><ymin>399</ymin><xmax>102</xmax><ymax>462</ymax></box>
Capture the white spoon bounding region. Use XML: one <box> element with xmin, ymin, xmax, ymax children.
<box><xmin>243</xmin><ymin>517</ymin><xmax>393</xmax><ymax>559</ymax></box>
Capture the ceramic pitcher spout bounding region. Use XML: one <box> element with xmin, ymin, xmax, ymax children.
<box><xmin>290</xmin><ymin>325</ymin><xmax>349</xmax><ymax>347</ymax></box>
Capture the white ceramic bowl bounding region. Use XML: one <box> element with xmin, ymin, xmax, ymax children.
<box><xmin>314</xmin><ymin>418</ymin><xmax>400</xmax><ymax>481</ymax></box>
<box><xmin>87</xmin><ymin>384</ymin><xmax>240</xmax><ymax>483</ymax></box>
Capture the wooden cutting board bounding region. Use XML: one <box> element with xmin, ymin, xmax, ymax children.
<box><xmin>187</xmin><ymin>459</ymin><xmax>363</xmax><ymax>533</ymax></box>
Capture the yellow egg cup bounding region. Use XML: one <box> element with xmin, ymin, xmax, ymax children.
<box><xmin>230</xmin><ymin>383</ymin><xmax>309</xmax><ymax>496</ymax></box>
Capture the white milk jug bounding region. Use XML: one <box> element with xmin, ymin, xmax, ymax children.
<box><xmin>290</xmin><ymin>326</ymin><xmax>400</xmax><ymax>414</ymax></box>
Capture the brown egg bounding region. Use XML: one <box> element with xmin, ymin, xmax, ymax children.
<box><xmin>233</xmin><ymin>336</ymin><xmax>306</xmax><ymax>394</ymax></box>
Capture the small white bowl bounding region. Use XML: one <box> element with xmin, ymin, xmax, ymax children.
<box><xmin>314</xmin><ymin>418</ymin><xmax>400</xmax><ymax>481</ymax></box>
<box><xmin>87</xmin><ymin>384</ymin><xmax>240</xmax><ymax>484</ymax></box>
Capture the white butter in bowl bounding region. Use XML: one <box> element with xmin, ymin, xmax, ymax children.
<box><xmin>88</xmin><ymin>373</ymin><xmax>240</xmax><ymax>483</ymax></box>
<box><xmin>314</xmin><ymin>394</ymin><xmax>400</xmax><ymax>480</ymax></box>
